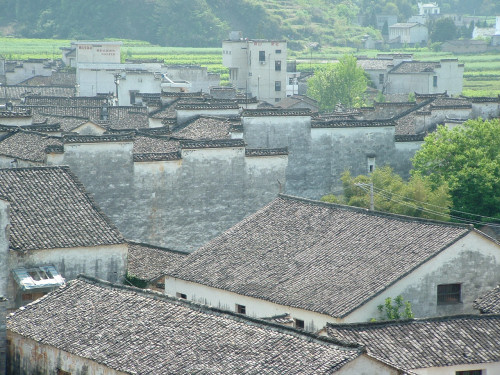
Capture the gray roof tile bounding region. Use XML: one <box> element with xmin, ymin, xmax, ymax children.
<box><xmin>127</xmin><ymin>242</ymin><xmax>189</xmax><ymax>281</ymax></box>
<box><xmin>326</xmin><ymin>315</ymin><xmax>500</xmax><ymax>369</ymax></box>
<box><xmin>0</xmin><ymin>129</ymin><xmax>62</xmax><ymax>162</ymax></box>
<box><xmin>169</xmin><ymin>195</ymin><xmax>471</xmax><ymax>318</ymax></box>
<box><xmin>7</xmin><ymin>276</ymin><xmax>364</xmax><ymax>374</ymax></box>
<box><xmin>0</xmin><ymin>166</ymin><xmax>124</xmax><ymax>251</ymax></box>
<box><xmin>474</xmin><ymin>285</ymin><xmax>500</xmax><ymax>314</ymax></box>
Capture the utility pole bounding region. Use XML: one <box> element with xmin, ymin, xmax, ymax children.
<box><xmin>354</xmin><ymin>182</ymin><xmax>375</xmax><ymax>211</ymax></box>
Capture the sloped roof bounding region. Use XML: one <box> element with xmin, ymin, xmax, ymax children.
<box><xmin>7</xmin><ymin>276</ymin><xmax>365</xmax><ymax>374</ymax></box>
<box><xmin>357</xmin><ymin>59</ymin><xmax>394</xmax><ymax>71</ymax></box>
<box><xmin>171</xmin><ymin>116</ymin><xmax>233</xmax><ymax>140</ymax></box>
<box><xmin>389</xmin><ymin>61</ymin><xmax>440</xmax><ymax>74</ymax></box>
<box><xmin>0</xmin><ymin>166</ymin><xmax>124</xmax><ymax>251</ymax></box>
<box><xmin>133</xmin><ymin>135</ymin><xmax>179</xmax><ymax>154</ymax></box>
<box><xmin>127</xmin><ymin>242</ymin><xmax>189</xmax><ymax>281</ymax></box>
<box><xmin>0</xmin><ymin>129</ymin><xmax>62</xmax><ymax>162</ymax></box>
<box><xmin>474</xmin><ymin>285</ymin><xmax>500</xmax><ymax>314</ymax></box>
<box><xmin>1</xmin><ymin>86</ymin><xmax>75</xmax><ymax>100</ymax></box>
<box><xmin>169</xmin><ymin>195</ymin><xmax>471</xmax><ymax>318</ymax></box>
<box><xmin>326</xmin><ymin>315</ymin><xmax>500</xmax><ymax>369</ymax></box>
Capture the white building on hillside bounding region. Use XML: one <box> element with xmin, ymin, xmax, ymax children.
<box><xmin>222</xmin><ymin>32</ymin><xmax>287</xmax><ymax>104</ymax></box>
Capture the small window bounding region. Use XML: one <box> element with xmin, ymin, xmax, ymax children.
<box><xmin>275</xmin><ymin>98</ymin><xmax>281</xmax><ymax>102</ymax></box>
<box><xmin>276</xmin><ymin>49</ymin><xmax>281</xmax><ymax>54</ymax></box>
<box><xmin>275</xmin><ymin>81</ymin><xmax>281</xmax><ymax>91</ymax></box>
<box><xmin>176</xmin><ymin>293</ymin><xmax>187</xmax><ymax>299</ymax></box>
<box><xmin>367</xmin><ymin>157</ymin><xmax>376</xmax><ymax>173</ymax></box>
<box><xmin>379</xmin><ymin>74</ymin><xmax>384</xmax><ymax>84</ymax></box>
<box><xmin>456</xmin><ymin>371</ymin><xmax>482</xmax><ymax>375</ymax></box>
<box><xmin>294</xmin><ymin>319</ymin><xmax>305</xmax><ymax>329</ymax></box>
<box><xmin>275</xmin><ymin>60</ymin><xmax>281</xmax><ymax>71</ymax></box>
<box><xmin>259</xmin><ymin>51</ymin><xmax>265</xmax><ymax>62</ymax></box>
<box><xmin>437</xmin><ymin>283</ymin><xmax>461</xmax><ymax>304</ymax></box>
<box><xmin>236</xmin><ymin>304</ymin><xmax>246</xmax><ymax>314</ymax></box>
<box><xmin>433</xmin><ymin>76</ymin><xmax>438</xmax><ymax>87</ymax></box>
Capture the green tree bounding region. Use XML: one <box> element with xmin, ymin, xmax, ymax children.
<box><xmin>412</xmin><ymin>118</ymin><xmax>500</xmax><ymax>221</ymax></box>
<box><xmin>307</xmin><ymin>55</ymin><xmax>367</xmax><ymax>110</ymax></box>
<box><xmin>430</xmin><ymin>17</ymin><xmax>457</xmax><ymax>42</ymax></box>
<box><xmin>321</xmin><ymin>166</ymin><xmax>451</xmax><ymax>221</ymax></box>
<box><xmin>373</xmin><ymin>296</ymin><xmax>414</xmax><ymax>321</ymax></box>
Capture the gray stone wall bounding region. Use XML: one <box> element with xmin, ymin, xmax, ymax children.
<box><xmin>243</xmin><ymin>115</ymin><xmax>420</xmax><ymax>200</ymax></box>
<box><xmin>55</xmin><ymin>142</ymin><xmax>286</xmax><ymax>252</ymax></box>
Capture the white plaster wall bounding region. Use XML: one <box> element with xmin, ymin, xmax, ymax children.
<box><xmin>394</xmin><ymin>141</ymin><xmax>423</xmax><ymax>152</ymax></box>
<box><xmin>310</xmin><ymin>125</ymin><xmax>394</xmax><ymax>141</ymax></box>
<box><xmin>118</xmin><ymin>73</ymin><xmax>162</xmax><ymax>106</ymax></box>
<box><xmin>387</xmin><ymin>73</ymin><xmax>431</xmax><ymax>94</ymax></box>
<box><xmin>5</xmin><ymin>63</ymin><xmax>52</xmax><ymax>85</ymax></box>
<box><xmin>181</xmin><ymin>147</ymin><xmax>245</xmax><ymax>162</ymax></box>
<box><xmin>0</xmin><ymin>156</ymin><xmax>42</xmax><ymax>168</ymax></box>
<box><xmin>336</xmin><ymin>355</ymin><xmax>400</xmax><ymax>375</ymax></box>
<box><xmin>245</xmin><ymin>155</ymin><xmax>288</xmax><ymax>177</ymax></box>
<box><xmin>64</xmin><ymin>142</ymin><xmax>133</xmax><ymax>157</ymax></box>
<box><xmin>435</xmin><ymin>61</ymin><xmax>464</xmax><ymax>95</ymax></box>
<box><xmin>134</xmin><ymin>160</ymin><xmax>182</xmax><ymax>175</ymax></box>
<box><xmin>472</xmin><ymin>102</ymin><xmax>499</xmax><ymax>119</ymax></box>
<box><xmin>148</xmin><ymin>117</ymin><xmax>163</xmax><ymax>128</ymax></box>
<box><xmin>0</xmin><ymin>117</ymin><xmax>32</xmax><ymax>126</ymax></box>
<box><xmin>429</xmin><ymin>108</ymin><xmax>471</xmax><ymax>126</ymax></box>
<box><xmin>345</xmin><ymin>231</ymin><xmax>500</xmax><ymax>322</ymax></box>
<box><xmin>165</xmin><ymin>276</ymin><xmax>339</xmax><ymax>332</ymax></box>
<box><xmin>8</xmin><ymin>331</ymin><xmax>128</xmax><ymax>375</ymax></box>
<box><xmin>7</xmin><ymin>244</ymin><xmax>127</xmax><ymax>310</ymax></box>
<box><xmin>0</xmin><ymin>200</ymin><xmax>9</xmax><ymax>300</ymax></box>
<box><xmin>78</xmin><ymin>68</ymin><xmax>119</xmax><ymax>96</ymax></box>
<box><xmin>413</xmin><ymin>362</ymin><xmax>500</xmax><ymax>375</ymax></box>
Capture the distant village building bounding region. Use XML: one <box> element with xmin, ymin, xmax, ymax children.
<box><xmin>389</xmin><ymin>23</ymin><xmax>428</xmax><ymax>45</ymax></box>
<box><xmin>418</xmin><ymin>2</ymin><xmax>440</xmax><ymax>16</ymax></box>
<box><xmin>222</xmin><ymin>32</ymin><xmax>287</xmax><ymax>103</ymax></box>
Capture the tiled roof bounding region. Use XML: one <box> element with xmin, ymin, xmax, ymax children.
<box><xmin>394</xmin><ymin>134</ymin><xmax>426</xmax><ymax>142</ymax></box>
<box><xmin>326</xmin><ymin>315</ymin><xmax>500</xmax><ymax>369</ymax></box>
<box><xmin>275</xmin><ymin>95</ymin><xmax>318</xmax><ymax>110</ymax></box>
<box><xmin>176</xmin><ymin>102</ymin><xmax>239</xmax><ymax>110</ymax></box>
<box><xmin>311</xmin><ymin>119</ymin><xmax>396</xmax><ymax>128</ymax></box>
<box><xmin>1</xmin><ymin>86</ymin><xmax>75</xmax><ymax>99</ymax></box>
<box><xmin>24</xmin><ymin>96</ymin><xmax>108</xmax><ymax>107</ymax></box>
<box><xmin>35</xmin><ymin>114</ymin><xmax>91</xmax><ymax>132</ymax></box>
<box><xmin>180</xmin><ymin>139</ymin><xmax>245</xmax><ymax>149</ymax></box>
<box><xmin>7</xmin><ymin>276</ymin><xmax>365</xmax><ymax>374</ymax></box>
<box><xmin>474</xmin><ymin>285</ymin><xmax>500</xmax><ymax>314</ymax></box>
<box><xmin>169</xmin><ymin>195</ymin><xmax>471</xmax><ymax>318</ymax></box>
<box><xmin>133</xmin><ymin>152</ymin><xmax>181</xmax><ymax>162</ymax></box>
<box><xmin>127</xmin><ymin>242</ymin><xmax>189</xmax><ymax>281</ymax></box>
<box><xmin>63</xmin><ymin>133</ymin><xmax>135</xmax><ymax>144</ymax></box>
<box><xmin>18</xmin><ymin>72</ymin><xmax>76</xmax><ymax>87</ymax></box>
<box><xmin>0</xmin><ymin>110</ymin><xmax>31</xmax><ymax>118</ymax></box>
<box><xmin>0</xmin><ymin>166</ymin><xmax>124</xmax><ymax>251</ymax></box>
<box><xmin>461</xmin><ymin>95</ymin><xmax>500</xmax><ymax>103</ymax></box>
<box><xmin>357</xmin><ymin>59</ymin><xmax>394</xmax><ymax>71</ymax></box>
<box><xmin>171</xmin><ymin>116</ymin><xmax>232</xmax><ymax>140</ymax></box>
<box><xmin>245</xmin><ymin>148</ymin><xmax>288</xmax><ymax>157</ymax></box>
<box><xmin>0</xmin><ymin>130</ymin><xmax>62</xmax><ymax>162</ymax></box>
<box><xmin>133</xmin><ymin>135</ymin><xmax>179</xmax><ymax>154</ymax></box>
<box><xmin>389</xmin><ymin>61</ymin><xmax>440</xmax><ymax>74</ymax></box>
<box><xmin>389</xmin><ymin>22</ymin><xmax>422</xmax><ymax>28</ymax></box>
<box><xmin>242</xmin><ymin>108</ymin><xmax>311</xmax><ymax>117</ymax></box>
<box><xmin>429</xmin><ymin>97</ymin><xmax>472</xmax><ymax>109</ymax></box>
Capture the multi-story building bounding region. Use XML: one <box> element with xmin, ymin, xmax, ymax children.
<box><xmin>222</xmin><ymin>32</ymin><xmax>287</xmax><ymax>103</ymax></box>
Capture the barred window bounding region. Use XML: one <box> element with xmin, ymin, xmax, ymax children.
<box><xmin>437</xmin><ymin>283</ymin><xmax>461</xmax><ymax>304</ymax></box>
<box><xmin>236</xmin><ymin>304</ymin><xmax>246</xmax><ymax>314</ymax></box>
<box><xmin>456</xmin><ymin>370</ymin><xmax>482</xmax><ymax>375</ymax></box>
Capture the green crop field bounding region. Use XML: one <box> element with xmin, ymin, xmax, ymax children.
<box><xmin>1</xmin><ymin>37</ymin><xmax>499</xmax><ymax>95</ymax></box>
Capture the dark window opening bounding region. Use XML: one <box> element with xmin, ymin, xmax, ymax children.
<box><xmin>433</xmin><ymin>76</ymin><xmax>438</xmax><ymax>87</ymax></box>
<box><xmin>438</xmin><ymin>283</ymin><xmax>461</xmax><ymax>304</ymax></box>
<box><xmin>456</xmin><ymin>371</ymin><xmax>482</xmax><ymax>375</ymax></box>
<box><xmin>379</xmin><ymin>74</ymin><xmax>384</xmax><ymax>84</ymax></box>
<box><xmin>236</xmin><ymin>304</ymin><xmax>246</xmax><ymax>314</ymax></box>
<box><xmin>275</xmin><ymin>81</ymin><xmax>281</xmax><ymax>91</ymax></box>
<box><xmin>259</xmin><ymin>51</ymin><xmax>265</xmax><ymax>62</ymax></box>
<box><xmin>276</xmin><ymin>49</ymin><xmax>281</xmax><ymax>54</ymax></box>
<box><xmin>176</xmin><ymin>293</ymin><xmax>187</xmax><ymax>299</ymax></box>
<box><xmin>275</xmin><ymin>60</ymin><xmax>282</xmax><ymax>71</ymax></box>
<box><xmin>294</xmin><ymin>319</ymin><xmax>305</xmax><ymax>329</ymax></box>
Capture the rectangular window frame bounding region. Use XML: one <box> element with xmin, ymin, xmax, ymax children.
<box><xmin>437</xmin><ymin>283</ymin><xmax>461</xmax><ymax>305</ymax></box>
<box><xmin>456</xmin><ymin>371</ymin><xmax>482</xmax><ymax>375</ymax></box>
<box><xmin>259</xmin><ymin>51</ymin><xmax>266</xmax><ymax>62</ymax></box>
<box><xmin>176</xmin><ymin>292</ymin><xmax>187</xmax><ymax>299</ymax></box>
<box><xmin>275</xmin><ymin>60</ymin><xmax>281</xmax><ymax>71</ymax></box>
<box><xmin>275</xmin><ymin>81</ymin><xmax>281</xmax><ymax>92</ymax></box>
<box><xmin>294</xmin><ymin>318</ymin><xmax>305</xmax><ymax>330</ymax></box>
<box><xmin>236</xmin><ymin>304</ymin><xmax>246</xmax><ymax>314</ymax></box>
<box><xmin>433</xmin><ymin>76</ymin><xmax>438</xmax><ymax>87</ymax></box>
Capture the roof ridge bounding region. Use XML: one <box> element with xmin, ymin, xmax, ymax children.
<box><xmin>74</xmin><ymin>275</ymin><xmax>365</xmax><ymax>352</ymax></box>
<box><xmin>127</xmin><ymin>240</ymin><xmax>190</xmax><ymax>255</ymax></box>
<box><xmin>278</xmin><ymin>194</ymin><xmax>472</xmax><ymax>229</ymax></box>
<box><xmin>327</xmin><ymin>313</ymin><xmax>500</xmax><ymax>330</ymax></box>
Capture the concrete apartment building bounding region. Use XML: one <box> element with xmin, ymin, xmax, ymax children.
<box><xmin>222</xmin><ymin>32</ymin><xmax>287</xmax><ymax>104</ymax></box>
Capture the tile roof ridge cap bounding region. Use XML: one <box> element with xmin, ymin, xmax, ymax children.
<box><xmin>74</xmin><ymin>275</ymin><xmax>365</xmax><ymax>352</ymax></box>
<box><xmin>127</xmin><ymin>240</ymin><xmax>190</xmax><ymax>255</ymax></box>
<box><xmin>278</xmin><ymin>194</ymin><xmax>472</xmax><ymax>229</ymax></box>
<box><xmin>472</xmin><ymin>227</ymin><xmax>500</xmax><ymax>245</ymax></box>
<box><xmin>0</xmin><ymin>164</ymin><xmax>70</xmax><ymax>172</ymax></box>
<box><xmin>391</xmin><ymin>98</ymin><xmax>435</xmax><ymax>120</ymax></box>
<box><xmin>16</xmin><ymin>128</ymin><xmax>61</xmax><ymax>139</ymax></box>
<box><xmin>327</xmin><ymin>313</ymin><xmax>500</xmax><ymax>330</ymax></box>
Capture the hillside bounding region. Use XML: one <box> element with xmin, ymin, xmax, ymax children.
<box><xmin>0</xmin><ymin>0</ymin><xmax>498</xmax><ymax>49</ymax></box>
